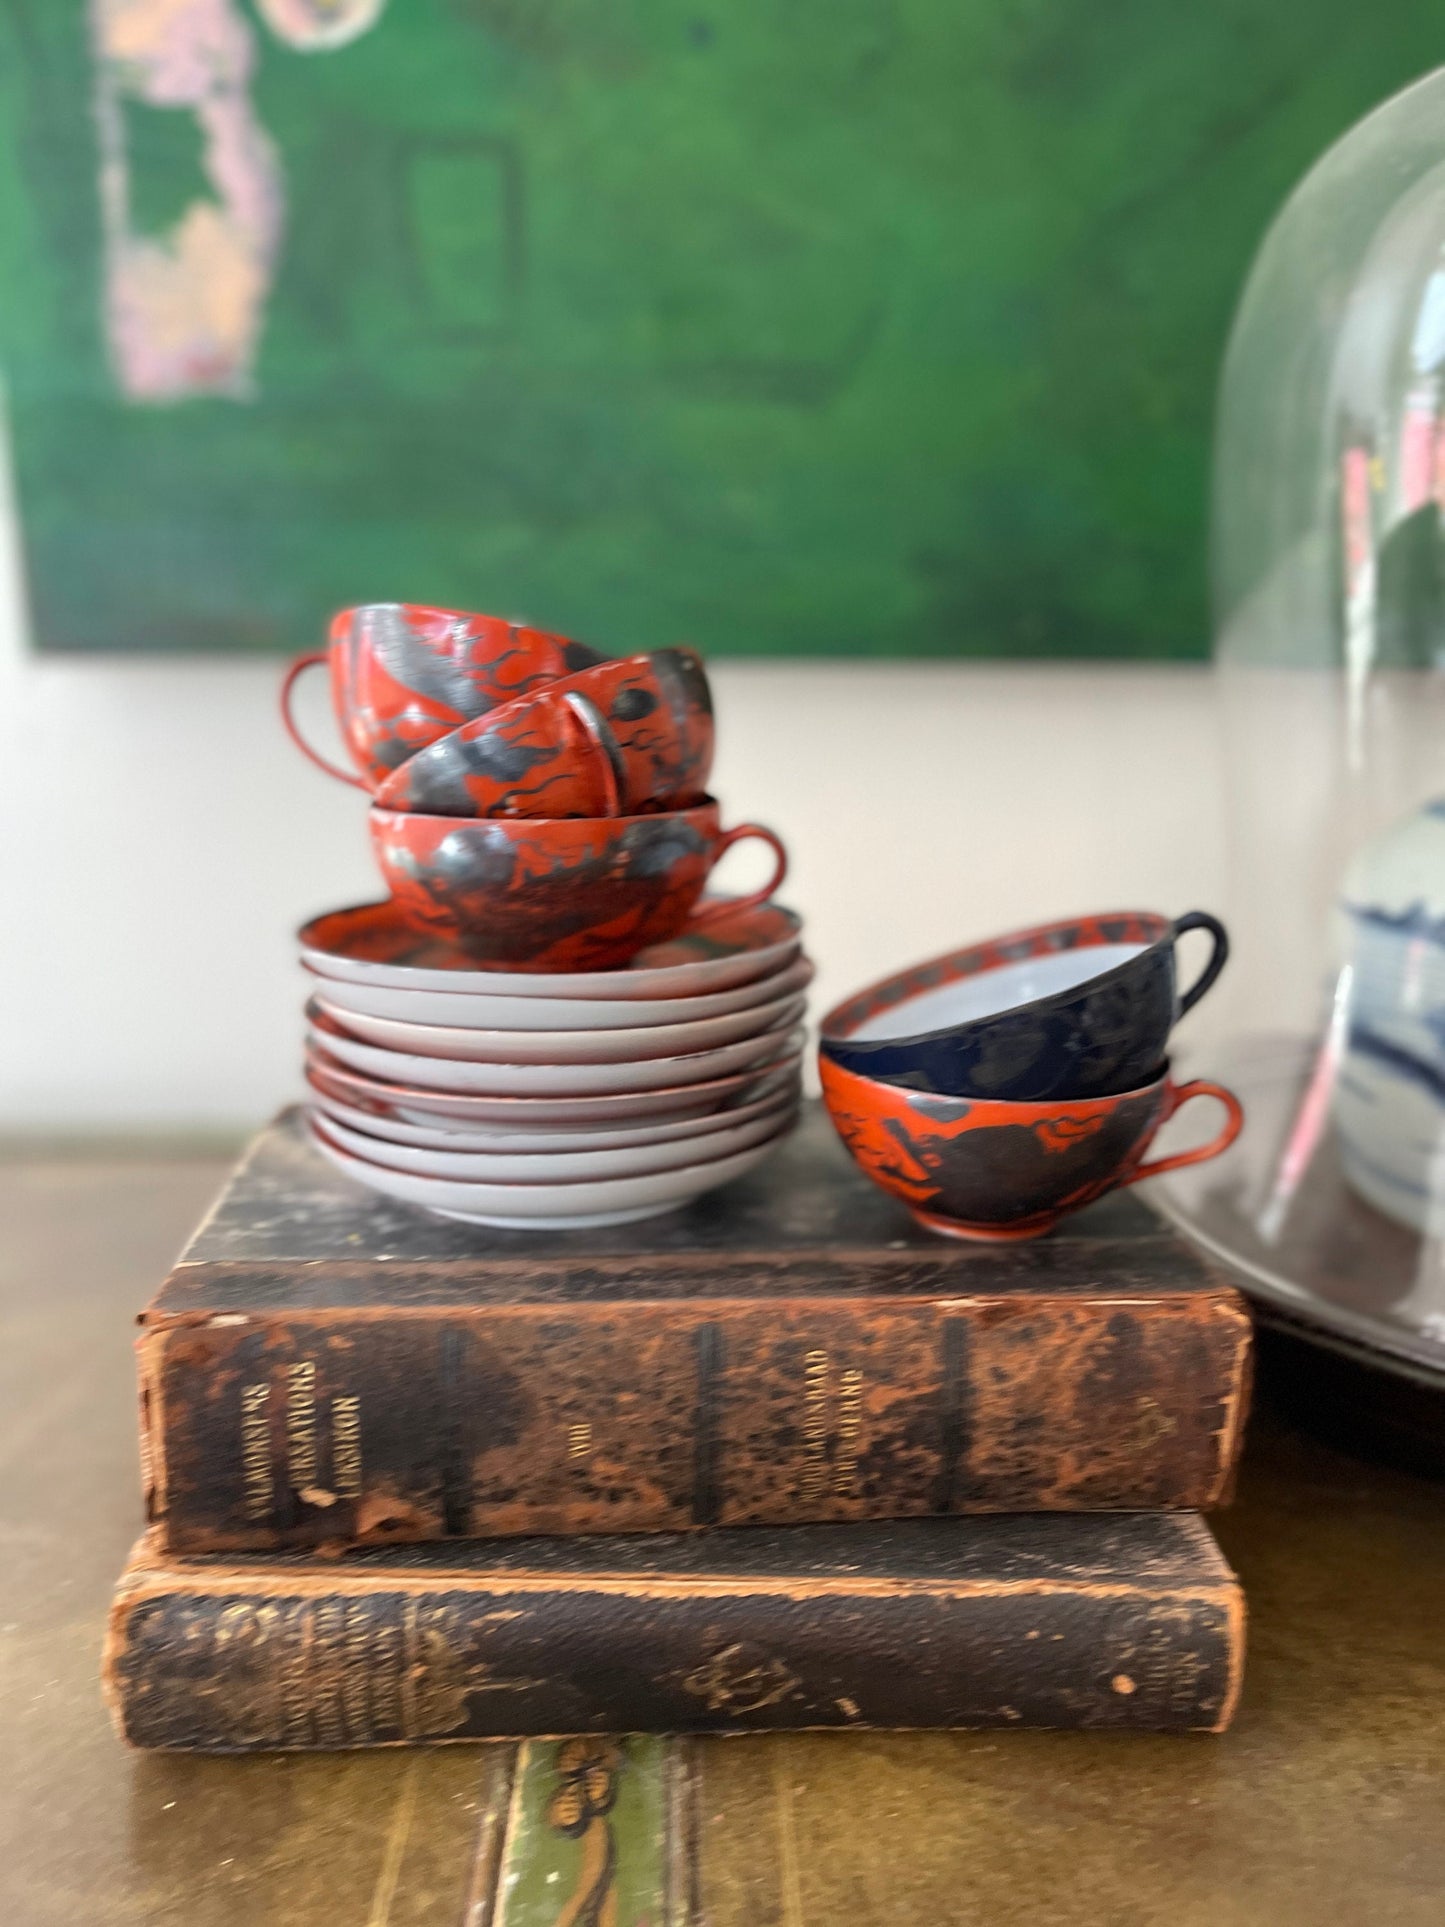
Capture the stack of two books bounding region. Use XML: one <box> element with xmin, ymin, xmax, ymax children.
<box><xmin>106</xmin><ymin>1106</ymin><xmax>1251</xmax><ymax>1750</ymax></box>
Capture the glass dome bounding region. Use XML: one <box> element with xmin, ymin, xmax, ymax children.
<box><xmin>1154</xmin><ymin>67</ymin><xmax>1445</xmax><ymax>1382</ymax></box>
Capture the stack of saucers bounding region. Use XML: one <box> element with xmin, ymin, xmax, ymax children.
<box><xmin>298</xmin><ymin>897</ymin><xmax>808</xmax><ymax>1229</ymax></box>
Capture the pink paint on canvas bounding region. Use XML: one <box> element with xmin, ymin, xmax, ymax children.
<box><xmin>89</xmin><ymin>0</ymin><xmax>386</xmax><ymax>403</ymax></box>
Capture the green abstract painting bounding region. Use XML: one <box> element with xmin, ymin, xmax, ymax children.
<box><xmin>1</xmin><ymin>2</ymin><xmax>1442</xmax><ymax>656</ymax></box>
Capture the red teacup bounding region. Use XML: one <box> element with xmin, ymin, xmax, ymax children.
<box><xmin>281</xmin><ymin>603</ymin><xmax>605</xmax><ymax>787</ymax></box>
<box><xmin>372</xmin><ymin>647</ymin><xmax>714</xmax><ymax>818</ymax></box>
<box><xmin>820</xmin><ymin>1053</ymin><xmax>1243</xmax><ymax>1241</ymax></box>
<box><xmin>369</xmin><ymin>798</ymin><xmax>788</xmax><ymax>968</ymax></box>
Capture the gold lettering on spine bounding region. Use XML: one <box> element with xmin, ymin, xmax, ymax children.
<box><xmin>312</xmin><ymin>1601</ymin><xmax>345</xmax><ymax>1748</ymax></box>
<box><xmin>801</xmin><ymin>1349</ymin><xmax>830</xmax><ymax>1500</ymax></box>
<box><xmin>797</xmin><ymin>1354</ymin><xmax>865</xmax><ymax>1503</ymax></box>
<box><xmin>834</xmin><ymin>1368</ymin><xmax>864</xmax><ymax>1496</ymax></box>
<box><xmin>567</xmin><ymin>1421</ymin><xmax>593</xmax><ymax>1460</ymax></box>
<box><xmin>342</xmin><ymin>1600</ymin><xmax>373</xmax><ymax>1743</ymax></box>
<box><xmin>137</xmin><ymin>1397</ymin><xmax>153</xmax><ymax>1502</ymax></box>
<box><xmin>369</xmin><ymin>1620</ymin><xmax>402</xmax><ymax>1738</ymax></box>
<box><xmin>279</xmin><ymin>1600</ymin><xmax>314</xmax><ymax>1746</ymax></box>
<box><xmin>332</xmin><ymin>1395</ymin><xmax>363</xmax><ymax>1499</ymax></box>
<box><xmin>286</xmin><ymin>1360</ymin><xmax>318</xmax><ymax>1491</ymax></box>
<box><xmin>400</xmin><ymin>1598</ymin><xmax>421</xmax><ymax>1741</ymax></box>
<box><xmin>240</xmin><ymin>1382</ymin><xmax>273</xmax><ymax>1521</ymax></box>
<box><xmin>211</xmin><ymin>1602</ymin><xmax>284</xmax><ymax>1749</ymax></box>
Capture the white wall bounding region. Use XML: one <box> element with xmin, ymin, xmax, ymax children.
<box><xmin>0</xmin><ymin>416</ymin><xmax>1227</xmax><ymax>1132</ymax></box>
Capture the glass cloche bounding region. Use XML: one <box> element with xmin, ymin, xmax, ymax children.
<box><xmin>1153</xmin><ymin>68</ymin><xmax>1445</xmax><ymax>1384</ymax></box>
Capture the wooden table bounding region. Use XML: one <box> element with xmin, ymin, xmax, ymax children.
<box><xmin>3</xmin><ymin>1145</ymin><xmax>1444</xmax><ymax>1926</ymax></box>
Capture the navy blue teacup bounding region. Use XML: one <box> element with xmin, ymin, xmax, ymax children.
<box><xmin>818</xmin><ymin>911</ymin><xmax>1228</xmax><ymax>1103</ymax></box>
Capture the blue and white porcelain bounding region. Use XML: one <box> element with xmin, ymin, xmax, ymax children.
<box><xmin>1336</xmin><ymin>800</ymin><xmax>1445</xmax><ymax>1234</ymax></box>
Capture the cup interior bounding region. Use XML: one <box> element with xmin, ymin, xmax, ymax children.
<box><xmin>848</xmin><ymin>941</ymin><xmax>1150</xmax><ymax>1041</ymax></box>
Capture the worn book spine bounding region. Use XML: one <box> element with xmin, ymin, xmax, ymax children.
<box><xmin>138</xmin><ymin>1291</ymin><xmax>1252</xmax><ymax>1551</ymax></box>
<box><xmin>103</xmin><ymin>1519</ymin><xmax>1245</xmax><ymax>1749</ymax></box>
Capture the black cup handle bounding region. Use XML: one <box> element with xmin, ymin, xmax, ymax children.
<box><xmin>1173</xmin><ymin>911</ymin><xmax>1229</xmax><ymax>1017</ymax></box>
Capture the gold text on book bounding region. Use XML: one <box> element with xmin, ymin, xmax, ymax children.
<box><xmin>240</xmin><ymin>1382</ymin><xmax>272</xmax><ymax>1520</ymax></box>
<box><xmin>800</xmin><ymin>1351</ymin><xmax>865</xmax><ymax>1501</ymax></box>
<box><xmin>834</xmin><ymin>1368</ymin><xmax>864</xmax><ymax>1496</ymax></box>
<box><xmin>801</xmin><ymin>1350</ymin><xmax>829</xmax><ymax>1499</ymax></box>
<box><xmin>331</xmin><ymin>1396</ymin><xmax>362</xmax><ymax>1499</ymax></box>
<box><xmin>286</xmin><ymin>1361</ymin><xmax>317</xmax><ymax>1490</ymax></box>
<box><xmin>186</xmin><ymin>1596</ymin><xmax>477</xmax><ymax>1747</ymax></box>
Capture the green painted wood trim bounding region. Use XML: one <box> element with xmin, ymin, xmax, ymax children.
<box><xmin>493</xmin><ymin>1737</ymin><xmax>685</xmax><ymax>1927</ymax></box>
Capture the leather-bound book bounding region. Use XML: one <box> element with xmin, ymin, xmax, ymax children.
<box><xmin>137</xmin><ymin>1107</ymin><xmax>1251</xmax><ymax>1552</ymax></box>
<box><xmin>104</xmin><ymin>1513</ymin><xmax>1244</xmax><ymax>1749</ymax></box>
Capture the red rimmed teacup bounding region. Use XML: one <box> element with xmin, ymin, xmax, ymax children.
<box><xmin>281</xmin><ymin>602</ymin><xmax>605</xmax><ymax>787</ymax></box>
<box><xmin>373</xmin><ymin>647</ymin><xmax>713</xmax><ymax>818</ymax></box>
<box><xmin>369</xmin><ymin>798</ymin><xmax>788</xmax><ymax>969</ymax></box>
<box><xmin>819</xmin><ymin>1053</ymin><xmax>1243</xmax><ymax>1241</ymax></box>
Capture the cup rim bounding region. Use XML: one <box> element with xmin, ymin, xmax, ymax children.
<box><xmin>818</xmin><ymin>911</ymin><xmax>1177</xmax><ymax>1050</ymax></box>
<box><xmin>330</xmin><ymin>601</ymin><xmax>577</xmax><ymax>639</ymax></box>
<box><xmin>368</xmin><ymin>795</ymin><xmax>723</xmax><ymax>829</ymax></box>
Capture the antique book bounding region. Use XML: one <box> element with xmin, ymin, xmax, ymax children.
<box><xmin>104</xmin><ymin>1512</ymin><xmax>1244</xmax><ymax>1749</ymax></box>
<box><xmin>138</xmin><ymin>1107</ymin><xmax>1252</xmax><ymax>1552</ymax></box>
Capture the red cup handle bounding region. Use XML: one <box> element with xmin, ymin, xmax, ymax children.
<box><xmin>691</xmin><ymin>824</ymin><xmax>789</xmax><ymax>927</ymax></box>
<box><xmin>1124</xmin><ymin>1079</ymin><xmax>1244</xmax><ymax>1186</ymax></box>
<box><xmin>558</xmin><ymin>692</ymin><xmax>623</xmax><ymax>816</ymax></box>
<box><xmin>280</xmin><ymin>652</ymin><xmax>368</xmax><ymax>790</ymax></box>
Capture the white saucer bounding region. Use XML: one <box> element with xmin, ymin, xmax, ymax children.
<box><xmin>304</xmin><ymin>1044</ymin><xmax>805</xmax><ymax>1128</ymax></box>
<box><xmin>300</xmin><ymin>897</ymin><xmax>803</xmax><ymax>998</ymax></box>
<box><xmin>305</xmin><ymin>1076</ymin><xmax>802</xmax><ymax>1153</ymax></box>
<box><xmin>308</xmin><ymin>1101</ymin><xmax>798</xmax><ymax>1182</ymax></box>
<box><xmin>307</xmin><ymin>1112</ymin><xmax>794</xmax><ymax>1227</ymax></box>
<box><xmin>311</xmin><ymin>988</ymin><xmax>808</xmax><ymax>1065</ymax></box>
<box><xmin>304</xmin><ymin>953</ymin><xmax>814</xmax><ymax>1032</ymax></box>
<box><xmin>307</xmin><ymin>1006</ymin><xmax>806</xmax><ymax>1097</ymax></box>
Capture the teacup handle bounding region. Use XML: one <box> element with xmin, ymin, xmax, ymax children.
<box><xmin>280</xmin><ymin>652</ymin><xmax>369</xmax><ymax>791</ymax></box>
<box><xmin>692</xmin><ymin>824</ymin><xmax>789</xmax><ymax>927</ymax></box>
<box><xmin>1174</xmin><ymin>910</ymin><xmax>1229</xmax><ymax>1017</ymax></box>
<box><xmin>1124</xmin><ymin>1079</ymin><xmax>1244</xmax><ymax>1186</ymax></box>
<box><xmin>559</xmin><ymin>692</ymin><xmax>624</xmax><ymax>816</ymax></box>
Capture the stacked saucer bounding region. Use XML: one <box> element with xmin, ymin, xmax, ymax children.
<box><xmin>299</xmin><ymin>896</ymin><xmax>809</xmax><ymax>1229</ymax></box>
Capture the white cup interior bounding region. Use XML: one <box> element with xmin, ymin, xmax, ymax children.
<box><xmin>848</xmin><ymin>942</ymin><xmax>1149</xmax><ymax>1041</ymax></box>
